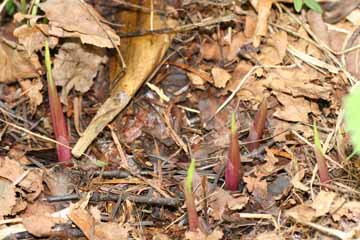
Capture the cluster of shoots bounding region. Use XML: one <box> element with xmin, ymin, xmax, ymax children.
<box><xmin>184</xmin><ymin>158</ymin><xmax>199</xmax><ymax>232</ymax></box>
<box><xmin>313</xmin><ymin>122</ymin><xmax>331</xmax><ymax>186</ymax></box>
<box><xmin>44</xmin><ymin>40</ymin><xmax>72</xmax><ymax>166</ymax></box>
<box><xmin>225</xmin><ymin>101</ymin><xmax>267</xmax><ymax>191</ymax></box>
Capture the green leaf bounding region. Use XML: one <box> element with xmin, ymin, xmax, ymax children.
<box><xmin>231</xmin><ymin>112</ymin><xmax>236</xmax><ymax>135</ymax></box>
<box><xmin>185</xmin><ymin>158</ymin><xmax>196</xmax><ymax>193</ymax></box>
<box><xmin>5</xmin><ymin>0</ymin><xmax>16</xmax><ymax>15</ymax></box>
<box><xmin>345</xmin><ymin>86</ymin><xmax>360</xmax><ymax>154</ymax></box>
<box><xmin>294</xmin><ymin>0</ymin><xmax>303</xmax><ymax>12</ymax></box>
<box><xmin>313</xmin><ymin>122</ymin><xmax>322</xmax><ymax>153</ymax></box>
<box><xmin>304</xmin><ymin>0</ymin><xmax>322</xmax><ymax>13</ymax></box>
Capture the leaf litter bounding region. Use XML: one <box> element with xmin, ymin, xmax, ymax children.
<box><xmin>1</xmin><ymin>0</ymin><xmax>360</xmax><ymax>239</ymax></box>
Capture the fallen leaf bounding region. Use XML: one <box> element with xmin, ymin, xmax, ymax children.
<box><xmin>52</xmin><ymin>40</ymin><xmax>107</xmax><ymax>103</ymax></box>
<box><xmin>94</xmin><ymin>223</ymin><xmax>129</xmax><ymax>240</ymax></box>
<box><xmin>286</xmin><ymin>204</ymin><xmax>316</xmax><ymax>222</ymax></box>
<box><xmin>39</xmin><ymin>0</ymin><xmax>120</xmax><ymax>48</ymax></box>
<box><xmin>273</xmin><ymin>93</ymin><xmax>312</xmax><ymax>123</ymax></box>
<box><xmin>19</xmin><ymin>78</ymin><xmax>43</xmax><ymax>114</ymax></box>
<box><xmin>0</xmin><ymin>40</ymin><xmax>40</xmax><ymax>83</ymax></box>
<box><xmin>13</xmin><ymin>24</ymin><xmax>58</xmax><ymax>54</ymax></box>
<box><xmin>311</xmin><ymin>191</ymin><xmax>337</xmax><ymax>217</ymax></box>
<box><xmin>23</xmin><ymin>215</ymin><xmax>64</xmax><ymax>237</ymax></box>
<box><xmin>0</xmin><ymin>179</ymin><xmax>16</xmax><ymax>217</ymax></box>
<box><xmin>211</xmin><ymin>67</ymin><xmax>231</xmax><ymax>88</ymax></box>
<box><xmin>257</xmin><ymin>31</ymin><xmax>288</xmax><ymax>65</ymax></box>
<box><xmin>291</xmin><ymin>169</ymin><xmax>309</xmax><ymax>191</ymax></box>
<box><xmin>209</xmin><ymin>188</ymin><xmax>249</xmax><ymax>219</ymax></box>
<box><xmin>307</xmin><ymin>11</ymin><xmax>330</xmax><ymax>47</ymax></box>
<box><xmin>185</xmin><ymin>228</ymin><xmax>223</xmax><ymax>240</ymax></box>
<box><xmin>253</xmin><ymin>0</ymin><xmax>273</xmax><ymax>47</ymax></box>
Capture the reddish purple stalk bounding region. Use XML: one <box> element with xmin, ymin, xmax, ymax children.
<box><xmin>225</xmin><ymin>112</ymin><xmax>242</xmax><ymax>191</ymax></box>
<box><xmin>45</xmin><ymin>41</ymin><xmax>72</xmax><ymax>166</ymax></box>
<box><xmin>247</xmin><ymin>100</ymin><xmax>267</xmax><ymax>152</ymax></box>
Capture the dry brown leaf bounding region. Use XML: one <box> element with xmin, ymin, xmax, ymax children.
<box><xmin>0</xmin><ymin>157</ymin><xmax>24</xmax><ymax>182</ymax></box>
<box><xmin>13</xmin><ymin>24</ymin><xmax>58</xmax><ymax>54</ymax></box>
<box><xmin>257</xmin><ymin>31</ymin><xmax>288</xmax><ymax>65</ymax></box>
<box><xmin>201</xmin><ymin>41</ymin><xmax>222</xmax><ymax>61</ymax></box>
<box><xmin>226</xmin><ymin>32</ymin><xmax>247</xmax><ymax>61</ymax></box>
<box><xmin>332</xmin><ymin>201</ymin><xmax>360</xmax><ymax>222</ymax></box>
<box><xmin>209</xmin><ymin>188</ymin><xmax>249</xmax><ymax>220</ymax></box>
<box><xmin>286</xmin><ymin>204</ymin><xmax>316</xmax><ymax>222</ymax></box>
<box><xmin>273</xmin><ymin>93</ymin><xmax>312</xmax><ymax>123</ymax></box>
<box><xmin>255</xmin><ymin>231</ymin><xmax>279</xmax><ymax>240</ymax></box>
<box><xmin>264</xmin><ymin>68</ymin><xmax>331</xmax><ymax>100</ymax></box>
<box><xmin>185</xmin><ymin>228</ymin><xmax>223</xmax><ymax>240</ymax></box>
<box><xmin>23</xmin><ymin>215</ymin><xmax>64</xmax><ymax>237</ymax></box>
<box><xmin>188</xmin><ymin>72</ymin><xmax>206</xmax><ymax>88</ymax></box>
<box><xmin>253</xmin><ymin>0</ymin><xmax>273</xmax><ymax>47</ymax></box>
<box><xmin>39</xmin><ymin>0</ymin><xmax>120</xmax><ymax>48</ymax></box>
<box><xmin>19</xmin><ymin>79</ymin><xmax>43</xmax><ymax>114</ymax></box>
<box><xmin>52</xmin><ymin>40</ymin><xmax>107</xmax><ymax>102</ymax></box>
<box><xmin>0</xmin><ymin>40</ymin><xmax>40</xmax><ymax>83</ymax></box>
<box><xmin>347</xmin><ymin>9</ymin><xmax>360</xmax><ymax>26</ymax></box>
<box><xmin>244</xmin><ymin>13</ymin><xmax>257</xmax><ymax>38</ymax></box>
<box><xmin>0</xmin><ymin>179</ymin><xmax>16</xmax><ymax>217</ymax></box>
<box><xmin>94</xmin><ymin>223</ymin><xmax>129</xmax><ymax>240</ymax></box>
<box><xmin>311</xmin><ymin>191</ymin><xmax>337</xmax><ymax>217</ymax></box>
<box><xmin>291</xmin><ymin>169</ymin><xmax>309</xmax><ymax>191</ymax></box>
<box><xmin>18</xmin><ymin>169</ymin><xmax>44</xmax><ymax>201</ymax></box>
<box><xmin>307</xmin><ymin>11</ymin><xmax>330</xmax><ymax>48</ymax></box>
<box><xmin>211</xmin><ymin>67</ymin><xmax>231</xmax><ymax>88</ymax></box>
<box><xmin>68</xmin><ymin>206</ymin><xmax>95</xmax><ymax>240</ymax></box>
<box><xmin>254</xmin><ymin>149</ymin><xmax>279</xmax><ymax>177</ymax></box>
<box><xmin>72</xmin><ymin>6</ymin><xmax>176</xmax><ymax>157</ymax></box>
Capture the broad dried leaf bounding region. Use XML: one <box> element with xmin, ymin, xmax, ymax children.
<box><xmin>185</xmin><ymin>228</ymin><xmax>223</xmax><ymax>240</ymax></box>
<box><xmin>257</xmin><ymin>31</ymin><xmax>288</xmax><ymax>65</ymax></box>
<box><xmin>52</xmin><ymin>40</ymin><xmax>107</xmax><ymax>102</ymax></box>
<box><xmin>209</xmin><ymin>188</ymin><xmax>249</xmax><ymax>220</ymax></box>
<box><xmin>307</xmin><ymin>11</ymin><xmax>330</xmax><ymax>47</ymax></box>
<box><xmin>72</xmin><ymin>8</ymin><xmax>175</xmax><ymax>157</ymax></box>
<box><xmin>211</xmin><ymin>67</ymin><xmax>231</xmax><ymax>88</ymax></box>
<box><xmin>311</xmin><ymin>191</ymin><xmax>337</xmax><ymax>217</ymax></box>
<box><xmin>273</xmin><ymin>93</ymin><xmax>312</xmax><ymax>123</ymax></box>
<box><xmin>23</xmin><ymin>215</ymin><xmax>64</xmax><ymax>237</ymax></box>
<box><xmin>291</xmin><ymin>169</ymin><xmax>309</xmax><ymax>191</ymax></box>
<box><xmin>13</xmin><ymin>24</ymin><xmax>58</xmax><ymax>54</ymax></box>
<box><xmin>0</xmin><ymin>40</ymin><xmax>39</xmax><ymax>83</ymax></box>
<box><xmin>94</xmin><ymin>223</ymin><xmax>129</xmax><ymax>240</ymax></box>
<box><xmin>19</xmin><ymin>79</ymin><xmax>43</xmax><ymax>114</ymax></box>
<box><xmin>286</xmin><ymin>204</ymin><xmax>316</xmax><ymax>222</ymax></box>
<box><xmin>39</xmin><ymin>0</ymin><xmax>120</xmax><ymax>48</ymax></box>
<box><xmin>0</xmin><ymin>179</ymin><xmax>16</xmax><ymax>217</ymax></box>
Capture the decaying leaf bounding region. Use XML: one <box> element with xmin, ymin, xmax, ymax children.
<box><xmin>23</xmin><ymin>215</ymin><xmax>65</xmax><ymax>237</ymax></box>
<box><xmin>0</xmin><ymin>179</ymin><xmax>16</xmax><ymax>217</ymax></box>
<box><xmin>19</xmin><ymin>78</ymin><xmax>43</xmax><ymax>114</ymax></box>
<box><xmin>13</xmin><ymin>24</ymin><xmax>58</xmax><ymax>54</ymax></box>
<box><xmin>0</xmin><ymin>40</ymin><xmax>40</xmax><ymax>83</ymax></box>
<box><xmin>253</xmin><ymin>0</ymin><xmax>273</xmax><ymax>47</ymax></box>
<box><xmin>39</xmin><ymin>0</ymin><xmax>120</xmax><ymax>48</ymax></box>
<box><xmin>72</xmin><ymin>6</ymin><xmax>176</xmax><ymax>157</ymax></box>
<box><xmin>211</xmin><ymin>67</ymin><xmax>231</xmax><ymax>88</ymax></box>
<box><xmin>52</xmin><ymin>40</ymin><xmax>107</xmax><ymax>102</ymax></box>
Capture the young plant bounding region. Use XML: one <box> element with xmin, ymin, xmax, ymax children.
<box><xmin>225</xmin><ymin>112</ymin><xmax>242</xmax><ymax>191</ymax></box>
<box><xmin>294</xmin><ymin>0</ymin><xmax>322</xmax><ymax>13</ymax></box>
<box><xmin>313</xmin><ymin>122</ymin><xmax>331</xmax><ymax>185</ymax></box>
<box><xmin>184</xmin><ymin>158</ymin><xmax>199</xmax><ymax>232</ymax></box>
<box><xmin>247</xmin><ymin>100</ymin><xmax>267</xmax><ymax>152</ymax></box>
<box><xmin>344</xmin><ymin>85</ymin><xmax>360</xmax><ymax>155</ymax></box>
<box><xmin>44</xmin><ymin>40</ymin><xmax>72</xmax><ymax>166</ymax></box>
